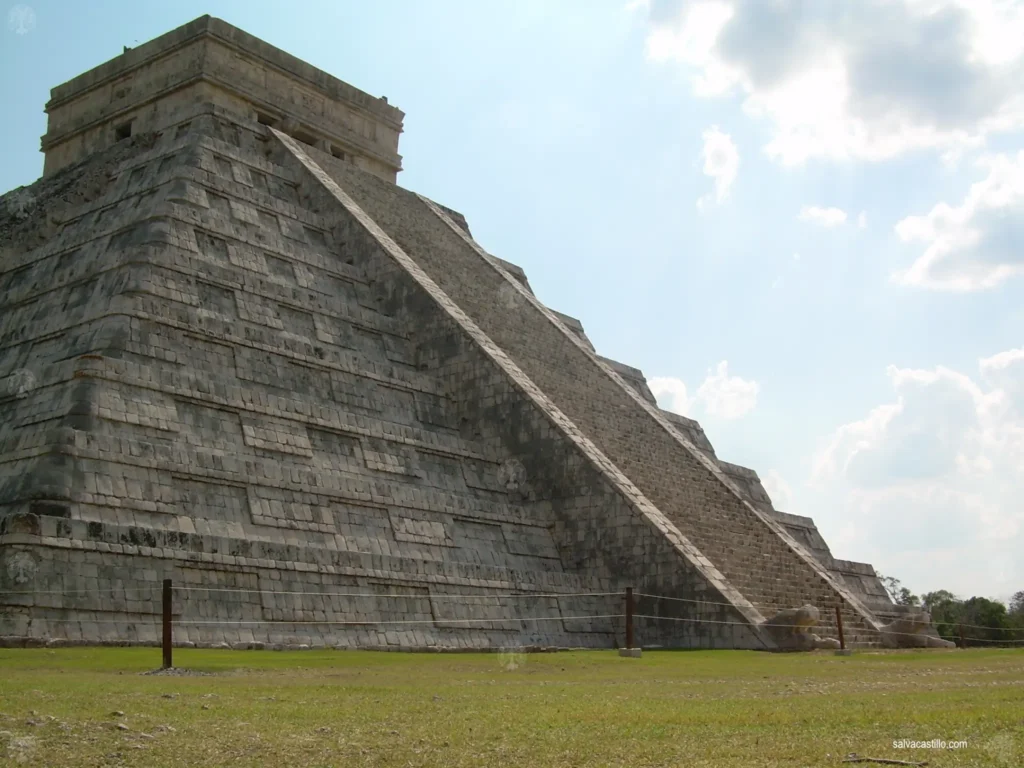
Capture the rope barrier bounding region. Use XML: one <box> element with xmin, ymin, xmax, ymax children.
<box><xmin>175</xmin><ymin>614</ymin><xmax>625</xmax><ymax>627</ymax></box>
<box><xmin>923</xmin><ymin>622</ymin><xmax>1024</xmax><ymax>633</ymax></box>
<box><xmin>0</xmin><ymin>587</ymin><xmax>619</xmax><ymax>600</ymax></box>
<box><xmin>11</xmin><ymin>612</ymin><xmax>1022</xmax><ymax>643</ymax></box>
<box><xmin>634</xmin><ymin>593</ymin><xmax>1024</xmax><ymax>633</ymax></box>
<box><xmin>15</xmin><ymin>614</ymin><xmax>1024</xmax><ymax>643</ymax></box>
<box><xmin>632</xmin><ymin>614</ymin><xmax>1024</xmax><ymax>644</ymax></box>
<box><xmin>4</xmin><ymin>586</ymin><xmax>1022</xmax><ymax>644</ymax></box>
<box><xmin>174</xmin><ymin>587</ymin><xmax>621</xmax><ymax>600</ymax></box>
<box><xmin>633</xmin><ymin>592</ymin><xmax>738</xmax><ymax>609</ymax></box>
<box><xmin>927</xmin><ymin>635</ymin><xmax>1024</xmax><ymax>645</ymax></box>
<box><xmin>20</xmin><ymin>614</ymin><xmax>624</xmax><ymax>627</ymax></box>
<box><xmin>1</xmin><ymin>588</ymin><xmax>162</xmax><ymax>596</ymax></box>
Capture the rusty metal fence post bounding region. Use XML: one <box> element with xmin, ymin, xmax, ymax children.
<box><xmin>618</xmin><ymin>587</ymin><xmax>640</xmax><ymax>656</ymax></box>
<box><xmin>625</xmin><ymin>587</ymin><xmax>634</xmax><ymax>650</ymax></box>
<box><xmin>162</xmin><ymin>579</ymin><xmax>173</xmax><ymax>669</ymax></box>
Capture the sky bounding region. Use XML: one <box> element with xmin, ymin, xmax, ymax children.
<box><xmin>1</xmin><ymin>0</ymin><xmax>1021</xmax><ymax>603</ymax></box>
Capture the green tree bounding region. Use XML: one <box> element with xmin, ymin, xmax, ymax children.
<box><xmin>921</xmin><ymin>590</ymin><xmax>961</xmax><ymax>642</ymax></box>
<box><xmin>1009</xmin><ymin>590</ymin><xmax>1024</xmax><ymax>616</ymax></box>
<box><xmin>897</xmin><ymin>588</ymin><xmax>920</xmax><ymax>607</ymax></box>
<box><xmin>881</xmin><ymin>581</ymin><xmax>1022</xmax><ymax>646</ymax></box>
<box><xmin>1009</xmin><ymin>592</ymin><xmax>1024</xmax><ymax>645</ymax></box>
<box><xmin>879</xmin><ymin>574</ymin><xmax>901</xmax><ymax>603</ymax></box>
<box><xmin>960</xmin><ymin>597</ymin><xmax>1011</xmax><ymax>645</ymax></box>
<box><xmin>922</xmin><ymin>590</ymin><xmax>958</xmax><ymax>610</ymax></box>
<box><xmin>879</xmin><ymin>574</ymin><xmax>919</xmax><ymax>606</ymax></box>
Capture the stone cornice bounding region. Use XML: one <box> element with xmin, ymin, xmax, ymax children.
<box><xmin>47</xmin><ymin>16</ymin><xmax>404</xmax><ymax>130</ymax></box>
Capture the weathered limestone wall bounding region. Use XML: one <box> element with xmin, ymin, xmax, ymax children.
<box><xmin>1</xmin><ymin>104</ymin><xmax>778</xmax><ymax>650</ymax></box>
<box><xmin>500</xmin><ymin>298</ymin><xmax>893</xmax><ymax>618</ymax></box>
<box><xmin>3</xmin><ymin>13</ymin><xmax>892</xmax><ymax>649</ymax></box>
<box><xmin>0</xmin><ymin>108</ymin><xmax>595</xmax><ymax>648</ymax></box>
<box><xmin>277</xmin><ymin>133</ymin><xmax>773</xmax><ymax>650</ymax></box>
<box><xmin>477</xmin><ymin>256</ymin><xmax>893</xmax><ymax>619</ymax></box>
<box><xmin>597</xmin><ymin>357</ymin><xmax>655</xmax><ymax>403</ymax></box>
<box><xmin>42</xmin><ymin>16</ymin><xmax>403</xmax><ymax>181</ymax></box>
<box><xmin>295</xmin><ymin>138</ymin><xmax>881</xmax><ymax>642</ymax></box>
<box><xmin>771</xmin><ymin>511</ymin><xmax>892</xmax><ymax>610</ymax></box>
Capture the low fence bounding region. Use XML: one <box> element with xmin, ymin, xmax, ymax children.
<box><xmin>4</xmin><ymin>580</ymin><xmax>1023</xmax><ymax>661</ymax></box>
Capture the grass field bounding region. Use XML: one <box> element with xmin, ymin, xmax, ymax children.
<box><xmin>0</xmin><ymin>647</ymin><xmax>1021</xmax><ymax>767</ymax></box>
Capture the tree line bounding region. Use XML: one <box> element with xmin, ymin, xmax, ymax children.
<box><xmin>879</xmin><ymin>576</ymin><xmax>1024</xmax><ymax>647</ymax></box>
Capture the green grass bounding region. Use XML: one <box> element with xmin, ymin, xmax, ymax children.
<box><xmin>0</xmin><ymin>647</ymin><xmax>1021</xmax><ymax>766</ymax></box>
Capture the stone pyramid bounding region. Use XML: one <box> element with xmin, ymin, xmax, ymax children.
<box><xmin>1</xmin><ymin>16</ymin><xmax>899</xmax><ymax>651</ymax></box>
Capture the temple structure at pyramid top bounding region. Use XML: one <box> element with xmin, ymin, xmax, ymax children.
<box><xmin>41</xmin><ymin>15</ymin><xmax>405</xmax><ymax>181</ymax></box>
<box><xmin>2</xmin><ymin>16</ymin><xmax>948</xmax><ymax>652</ymax></box>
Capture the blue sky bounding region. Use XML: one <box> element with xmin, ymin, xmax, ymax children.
<box><xmin>2</xmin><ymin>0</ymin><xmax>1021</xmax><ymax>602</ymax></box>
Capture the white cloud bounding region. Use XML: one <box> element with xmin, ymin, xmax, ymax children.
<box><xmin>893</xmin><ymin>150</ymin><xmax>1024</xmax><ymax>291</ymax></box>
<box><xmin>980</xmin><ymin>347</ymin><xmax>1024</xmax><ymax>374</ymax></box>
<box><xmin>761</xmin><ymin>469</ymin><xmax>794</xmax><ymax>511</ymax></box>
<box><xmin>639</xmin><ymin>0</ymin><xmax>1024</xmax><ymax>165</ymax></box>
<box><xmin>649</xmin><ymin>376</ymin><xmax>693</xmax><ymax>416</ymax></box>
<box><xmin>799</xmin><ymin>205</ymin><xmax>848</xmax><ymax>227</ymax></box>
<box><xmin>812</xmin><ymin>349</ymin><xmax>1024</xmax><ymax>596</ymax></box>
<box><xmin>981</xmin><ymin>347</ymin><xmax>1024</xmax><ymax>402</ymax></box>
<box><xmin>857</xmin><ymin>211</ymin><xmax>868</xmax><ymax>228</ymax></box>
<box><xmin>697</xmin><ymin>125</ymin><xmax>739</xmax><ymax>211</ymax></box>
<box><xmin>695</xmin><ymin>360</ymin><xmax>760</xmax><ymax>418</ymax></box>
<box><xmin>651</xmin><ymin>361</ymin><xmax>760</xmax><ymax>419</ymax></box>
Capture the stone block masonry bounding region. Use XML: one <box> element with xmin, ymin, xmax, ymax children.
<box><xmin>280</xmin><ymin>134</ymin><xmax>882</xmax><ymax>645</ymax></box>
<box><xmin>41</xmin><ymin>16</ymin><xmax>404</xmax><ymax>181</ymax></box>
<box><xmin>1</xmin><ymin>104</ymin><xmax>763</xmax><ymax>650</ymax></box>
<box><xmin>1</xmin><ymin>17</ymin><xmax>894</xmax><ymax>651</ymax></box>
<box><xmin>0</xmin><ymin>111</ymin><xmax>594</xmax><ymax>649</ymax></box>
<box><xmin>272</xmin><ymin>130</ymin><xmax>777</xmax><ymax>650</ymax></box>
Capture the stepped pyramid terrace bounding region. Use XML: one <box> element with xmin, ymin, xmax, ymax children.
<box><xmin>1</xmin><ymin>16</ymin><xmax>947</xmax><ymax>651</ymax></box>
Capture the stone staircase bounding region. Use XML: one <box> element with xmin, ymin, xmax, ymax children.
<box><xmin>285</xmin><ymin>136</ymin><xmax>882</xmax><ymax>647</ymax></box>
<box><xmin>2</xmin><ymin>13</ymin><xmax>893</xmax><ymax>652</ymax></box>
<box><xmin>2</xmin><ymin>101</ymin><xmax>879</xmax><ymax>650</ymax></box>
